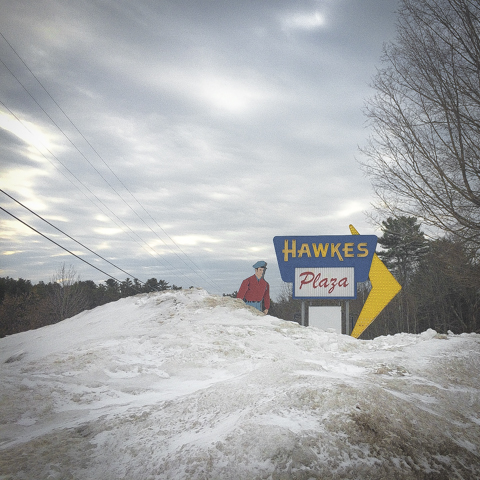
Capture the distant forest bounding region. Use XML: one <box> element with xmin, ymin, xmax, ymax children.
<box><xmin>0</xmin><ymin>264</ymin><xmax>182</xmax><ymax>338</ymax></box>
<box><xmin>2</xmin><ymin>217</ymin><xmax>479</xmax><ymax>339</ymax></box>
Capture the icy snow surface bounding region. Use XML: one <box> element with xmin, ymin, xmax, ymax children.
<box><xmin>1</xmin><ymin>289</ymin><xmax>480</xmax><ymax>479</ymax></box>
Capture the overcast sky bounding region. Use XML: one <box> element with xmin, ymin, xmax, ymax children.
<box><xmin>0</xmin><ymin>0</ymin><xmax>399</xmax><ymax>299</ymax></box>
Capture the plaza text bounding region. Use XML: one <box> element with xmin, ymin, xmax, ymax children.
<box><xmin>298</xmin><ymin>271</ymin><xmax>349</xmax><ymax>294</ymax></box>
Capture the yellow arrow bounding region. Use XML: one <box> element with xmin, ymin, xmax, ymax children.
<box><xmin>349</xmin><ymin>224</ymin><xmax>402</xmax><ymax>338</ymax></box>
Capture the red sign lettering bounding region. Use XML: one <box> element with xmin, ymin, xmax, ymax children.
<box><xmin>299</xmin><ymin>271</ymin><xmax>349</xmax><ymax>294</ymax></box>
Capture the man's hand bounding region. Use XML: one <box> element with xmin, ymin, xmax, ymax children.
<box><xmin>263</xmin><ymin>309</ymin><xmax>268</xmax><ymax>314</ymax></box>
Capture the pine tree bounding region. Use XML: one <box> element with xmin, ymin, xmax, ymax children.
<box><xmin>378</xmin><ymin>216</ymin><xmax>428</xmax><ymax>285</ymax></box>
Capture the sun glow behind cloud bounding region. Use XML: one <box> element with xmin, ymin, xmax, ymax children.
<box><xmin>122</xmin><ymin>56</ymin><xmax>274</xmax><ymax>117</ymax></box>
<box><xmin>197</xmin><ymin>74</ymin><xmax>273</xmax><ymax>115</ymax></box>
<box><xmin>282</xmin><ymin>11</ymin><xmax>327</xmax><ymax>31</ymax></box>
<box><xmin>0</xmin><ymin>111</ymin><xmax>58</xmax><ymax>161</ymax></box>
<box><xmin>335</xmin><ymin>201</ymin><xmax>367</xmax><ymax>219</ymax></box>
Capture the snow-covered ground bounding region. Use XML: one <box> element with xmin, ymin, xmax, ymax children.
<box><xmin>1</xmin><ymin>289</ymin><xmax>479</xmax><ymax>479</ymax></box>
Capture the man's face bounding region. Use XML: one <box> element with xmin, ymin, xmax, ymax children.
<box><xmin>255</xmin><ymin>267</ymin><xmax>265</xmax><ymax>278</ymax></box>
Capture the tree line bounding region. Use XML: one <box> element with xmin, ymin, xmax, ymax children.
<box><xmin>363</xmin><ymin>217</ymin><xmax>479</xmax><ymax>338</ymax></box>
<box><xmin>0</xmin><ymin>264</ymin><xmax>181</xmax><ymax>338</ymax></box>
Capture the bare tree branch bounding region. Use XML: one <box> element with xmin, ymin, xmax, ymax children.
<box><xmin>360</xmin><ymin>0</ymin><xmax>480</xmax><ymax>247</ymax></box>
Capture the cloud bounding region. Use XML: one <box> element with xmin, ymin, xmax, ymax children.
<box><xmin>172</xmin><ymin>234</ymin><xmax>221</xmax><ymax>246</ymax></box>
<box><xmin>282</xmin><ymin>11</ymin><xmax>327</xmax><ymax>31</ymax></box>
<box><xmin>93</xmin><ymin>227</ymin><xmax>125</xmax><ymax>236</ymax></box>
<box><xmin>0</xmin><ymin>111</ymin><xmax>60</xmax><ymax>162</ymax></box>
<box><xmin>197</xmin><ymin>74</ymin><xmax>272</xmax><ymax>115</ymax></box>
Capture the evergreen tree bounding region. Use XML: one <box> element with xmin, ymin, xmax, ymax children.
<box><xmin>377</xmin><ymin>216</ymin><xmax>428</xmax><ymax>285</ymax></box>
<box><xmin>0</xmin><ymin>277</ymin><xmax>33</xmax><ymax>303</ymax></box>
<box><xmin>143</xmin><ymin>278</ymin><xmax>170</xmax><ymax>292</ymax></box>
<box><xmin>120</xmin><ymin>278</ymin><xmax>135</xmax><ymax>297</ymax></box>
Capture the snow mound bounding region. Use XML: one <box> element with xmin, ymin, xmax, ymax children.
<box><xmin>1</xmin><ymin>289</ymin><xmax>479</xmax><ymax>479</ymax></box>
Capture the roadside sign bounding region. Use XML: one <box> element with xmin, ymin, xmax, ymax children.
<box><xmin>273</xmin><ymin>235</ymin><xmax>377</xmax><ymax>299</ymax></box>
<box><xmin>272</xmin><ymin>226</ymin><xmax>402</xmax><ymax>338</ymax></box>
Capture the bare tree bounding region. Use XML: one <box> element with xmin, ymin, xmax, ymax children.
<box><xmin>50</xmin><ymin>263</ymin><xmax>89</xmax><ymax>322</ymax></box>
<box><xmin>361</xmin><ymin>0</ymin><xmax>480</xmax><ymax>247</ymax></box>
<box><xmin>411</xmin><ymin>237</ymin><xmax>480</xmax><ymax>333</ymax></box>
<box><xmin>269</xmin><ymin>282</ymin><xmax>303</xmax><ymax>323</ymax></box>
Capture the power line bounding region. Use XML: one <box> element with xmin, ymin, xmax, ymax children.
<box><xmin>0</xmin><ymin>205</ymin><xmax>127</xmax><ymax>285</ymax></box>
<box><xmin>0</xmin><ymin>31</ymin><xmax>223</xmax><ymax>292</ymax></box>
<box><xmin>0</xmin><ymin>188</ymin><xmax>147</xmax><ymax>284</ymax></box>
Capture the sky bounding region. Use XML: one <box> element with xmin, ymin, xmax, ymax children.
<box><xmin>1</xmin><ymin>289</ymin><xmax>479</xmax><ymax>478</ymax></box>
<box><xmin>0</xmin><ymin>0</ymin><xmax>400</xmax><ymax>298</ymax></box>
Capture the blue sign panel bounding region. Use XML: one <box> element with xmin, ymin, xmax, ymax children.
<box><xmin>273</xmin><ymin>235</ymin><xmax>378</xmax><ymax>299</ymax></box>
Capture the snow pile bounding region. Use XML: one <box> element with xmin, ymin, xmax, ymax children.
<box><xmin>1</xmin><ymin>289</ymin><xmax>479</xmax><ymax>479</ymax></box>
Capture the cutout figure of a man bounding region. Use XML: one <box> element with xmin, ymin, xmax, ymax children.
<box><xmin>237</xmin><ymin>261</ymin><xmax>270</xmax><ymax>314</ymax></box>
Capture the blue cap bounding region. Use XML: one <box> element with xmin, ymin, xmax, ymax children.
<box><xmin>253</xmin><ymin>261</ymin><xmax>267</xmax><ymax>269</ymax></box>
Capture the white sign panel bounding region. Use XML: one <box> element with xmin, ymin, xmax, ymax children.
<box><xmin>309</xmin><ymin>306</ymin><xmax>342</xmax><ymax>333</ymax></box>
<box><xmin>294</xmin><ymin>267</ymin><xmax>355</xmax><ymax>298</ymax></box>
